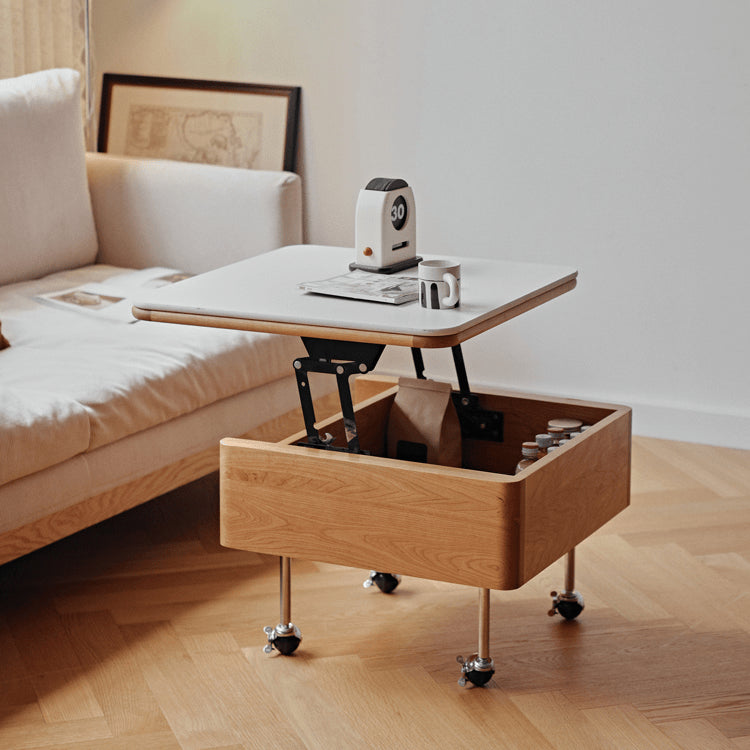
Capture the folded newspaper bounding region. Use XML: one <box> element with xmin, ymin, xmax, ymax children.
<box><xmin>299</xmin><ymin>269</ymin><xmax>418</xmax><ymax>305</ymax></box>
<box><xmin>35</xmin><ymin>267</ymin><xmax>192</xmax><ymax>323</ymax></box>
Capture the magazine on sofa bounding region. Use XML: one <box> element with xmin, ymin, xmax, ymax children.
<box><xmin>34</xmin><ymin>268</ymin><xmax>192</xmax><ymax>323</ymax></box>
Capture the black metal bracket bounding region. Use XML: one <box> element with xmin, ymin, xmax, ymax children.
<box><xmin>410</xmin><ymin>344</ymin><xmax>504</xmax><ymax>443</ymax></box>
<box><xmin>294</xmin><ymin>338</ymin><xmax>385</xmax><ymax>453</ymax></box>
<box><xmin>450</xmin><ymin>344</ymin><xmax>504</xmax><ymax>442</ymax></box>
<box><xmin>451</xmin><ymin>392</ymin><xmax>504</xmax><ymax>442</ymax></box>
<box><xmin>411</xmin><ymin>347</ymin><xmax>426</xmax><ymax>379</ymax></box>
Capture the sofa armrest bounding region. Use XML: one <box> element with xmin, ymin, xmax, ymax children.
<box><xmin>85</xmin><ymin>153</ymin><xmax>302</xmax><ymax>274</ymax></box>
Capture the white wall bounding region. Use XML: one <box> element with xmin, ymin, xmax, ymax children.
<box><xmin>92</xmin><ymin>0</ymin><xmax>750</xmax><ymax>448</ymax></box>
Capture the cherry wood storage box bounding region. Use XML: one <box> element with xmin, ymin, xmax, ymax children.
<box><xmin>220</xmin><ymin>385</ymin><xmax>631</xmax><ymax>590</ymax></box>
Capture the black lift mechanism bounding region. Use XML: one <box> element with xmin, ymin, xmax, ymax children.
<box><xmin>294</xmin><ymin>337</ymin><xmax>385</xmax><ymax>454</ymax></box>
<box><xmin>449</xmin><ymin>345</ymin><xmax>504</xmax><ymax>443</ymax></box>
<box><xmin>294</xmin><ymin>338</ymin><xmax>504</xmax><ymax>453</ymax></box>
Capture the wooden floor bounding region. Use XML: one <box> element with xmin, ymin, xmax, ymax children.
<box><xmin>0</xmin><ymin>436</ymin><xmax>748</xmax><ymax>749</ymax></box>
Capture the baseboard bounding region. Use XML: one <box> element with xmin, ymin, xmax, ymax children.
<box><xmin>627</xmin><ymin>400</ymin><xmax>750</xmax><ymax>450</ymax></box>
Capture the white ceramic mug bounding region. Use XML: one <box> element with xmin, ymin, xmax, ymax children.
<box><xmin>418</xmin><ymin>260</ymin><xmax>460</xmax><ymax>309</ymax></box>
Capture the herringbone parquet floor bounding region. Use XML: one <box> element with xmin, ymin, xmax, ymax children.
<box><xmin>1</xmin><ymin>435</ymin><xmax>748</xmax><ymax>749</ymax></box>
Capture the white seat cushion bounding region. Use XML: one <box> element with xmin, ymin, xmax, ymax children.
<box><xmin>0</xmin><ymin>68</ymin><xmax>98</xmax><ymax>286</ymax></box>
<box><xmin>0</xmin><ymin>264</ymin><xmax>305</xmax><ymax>483</ymax></box>
<box><xmin>0</xmin><ymin>389</ymin><xmax>90</xmax><ymax>486</ymax></box>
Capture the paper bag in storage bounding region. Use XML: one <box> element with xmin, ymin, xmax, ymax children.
<box><xmin>386</xmin><ymin>377</ymin><xmax>462</xmax><ymax>467</ymax></box>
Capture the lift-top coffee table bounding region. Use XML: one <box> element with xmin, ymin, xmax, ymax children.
<box><xmin>133</xmin><ymin>244</ymin><xmax>630</xmax><ymax>687</ymax></box>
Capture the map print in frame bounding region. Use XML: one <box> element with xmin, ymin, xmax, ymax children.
<box><xmin>98</xmin><ymin>74</ymin><xmax>300</xmax><ymax>172</ymax></box>
<box><xmin>125</xmin><ymin>106</ymin><xmax>262</xmax><ymax>168</ymax></box>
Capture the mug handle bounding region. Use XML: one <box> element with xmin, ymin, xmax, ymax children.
<box><xmin>442</xmin><ymin>272</ymin><xmax>459</xmax><ymax>307</ymax></box>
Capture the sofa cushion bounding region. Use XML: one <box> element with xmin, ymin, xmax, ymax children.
<box><xmin>0</xmin><ymin>389</ymin><xmax>91</xmax><ymax>486</ymax></box>
<box><xmin>0</xmin><ymin>264</ymin><xmax>305</xmax><ymax>482</ymax></box>
<box><xmin>0</xmin><ymin>69</ymin><xmax>98</xmax><ymax>286</ymax></box>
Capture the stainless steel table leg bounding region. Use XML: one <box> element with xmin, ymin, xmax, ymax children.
<box><xmin>565</xmin><ymin>547</ymin><xmax>576</xmax><ymax>593</ymax></box>
<box><xmin>478</xmin><ymin>587</ymin><xmax>491</xmax><ymax>661</ymax></box>
<box><xmin>280</xmin><ymin>555</ymin><xmax>292</xmax><ymax>625</ymax></box>
<box><xmin>549</xmin><ymin>547</ymin><xmax>585</xmax><ymax>620</ymax></box>
<box><xmin>457</xmin><ymin>587</ymin><xmax>496</xmax><ymax>687</ymax></box>
<box><xmin>264</xmin><ymin>556</ymin><xmax>302</xmax><ymax>655</ymax></box>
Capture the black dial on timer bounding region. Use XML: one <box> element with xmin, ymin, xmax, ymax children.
<box><xmin>391</xmin><ymin>195</ymin><xmax>407</xmax><ymax>230</ymax></box>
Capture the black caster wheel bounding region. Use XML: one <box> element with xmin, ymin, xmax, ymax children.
<box><xmin>263</xmin><ymin>624</ymin><xmax>302</xmax><ymax>655</ymax></box>
<box><xmin>363</xmin><ymin>571</ymin><xmax>401</xmax><ymax>594</ymax></box>
<box><xmin>548</xmin><ymin>590</ymin><xmax>584</xmax><ymax>620</ymax></box>
<box><xmin>457</xmin><ymin>655</ymin><xmax>495</xmax><ymax>687</ymax></box>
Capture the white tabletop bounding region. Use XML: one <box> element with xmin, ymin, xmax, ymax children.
<box><xmin>132</xmin><ymin>245</ymin><xmax>577</xmax><ymax>348</ymax></box>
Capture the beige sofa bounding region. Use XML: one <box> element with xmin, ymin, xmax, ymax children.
<box><xmin>0</xmin><ymin>68</ymin><xmax>312</xmax><ymax>564</ymax></box>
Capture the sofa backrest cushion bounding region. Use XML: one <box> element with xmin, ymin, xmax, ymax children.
<box><xmin>0</xmin><ymin>68</ymin><xmax>98</xmax><ymax>285</ymax></box>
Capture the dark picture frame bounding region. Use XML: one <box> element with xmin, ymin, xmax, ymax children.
<box><xmin>98</xmin><ymin>73</ymin><xmax>300</xmax><ymax>172</ymax></box>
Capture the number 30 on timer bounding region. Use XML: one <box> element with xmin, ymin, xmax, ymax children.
<box><xmin>391</xmin><ymin>196</ymin><xmax>407</xmax><ymax>230</ymax></box>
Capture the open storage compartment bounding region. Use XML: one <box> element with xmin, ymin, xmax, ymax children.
<box><xmin>220</xmin><ymin>383</ymin><xmax>631</xmax><ymax>591</ymax></box>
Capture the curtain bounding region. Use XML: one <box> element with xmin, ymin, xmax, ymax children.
<box><xmin>0</xmin><ymin>0</ymin><xmax>92</xmax><ymax>143</ymax></box>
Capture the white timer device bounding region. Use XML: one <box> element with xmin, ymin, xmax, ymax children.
<box><xmin>351</xmin><ymin>177</ymin><xmax>421</xmax><ymax>273</ymax></box>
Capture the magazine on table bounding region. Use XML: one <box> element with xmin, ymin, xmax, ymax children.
<box><xmin>34</xmin><ymin>267</ymin><xmax>192</xmax><ymax>323</ymax></box>
<box><xmin>299</xmin><ymin>269</ymin><xmax>419</xmax><ymax>305</ymax></box>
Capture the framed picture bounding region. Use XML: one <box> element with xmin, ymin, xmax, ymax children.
<box><xmin>98</xmin><ymin>73</ymin><xmax>301</xmax><ymax>172</ymax></box>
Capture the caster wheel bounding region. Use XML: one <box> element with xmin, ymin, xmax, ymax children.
<box><xmin>263</xmin><ymin>624</ymin><xmax>302</xmax><ymax>655</ymax></box>
<box><xmin>548</xmin><ymin>591</ymin><xmax>584</xmax><ymax>620</ymax></box>
<box><xmin>363</xmin><ymin>571</ymin><xmax>401</xmax><ymax>594</ymax></box>
<box><xmin>457</xmin><ymin>655</ymin><xmax>495</xmax><ymax>688</ymax></box>
<box><xmin>272</xmin><ymin>633</ymin><xmax>301</xmax><ymax>655</ymax></box>
<box><xmin>556</xmin><ymin>599</ymin><xmax>584</xmax><ymax>620</ymax></box>
<box><xmin>461</xmin><ymin>667</ymin><xmax>495</xmax><ymax>687</ymax></box>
